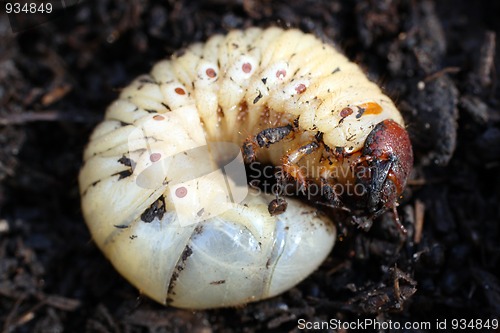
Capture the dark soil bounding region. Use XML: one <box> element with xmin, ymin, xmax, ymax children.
<box><xmin>1</xmin><ymin>0</ymin><xmax>499</xmax><ymax>332</ymax></box>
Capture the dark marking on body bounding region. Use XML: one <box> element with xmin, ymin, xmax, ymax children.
<box><xmin>161</xmin><ymin>102</ymin><xmax>171</xmax><ymax>111</ymax></box>
<box><xmin>117</xmin><ymin>156</ymin><xmax>135</xmax><ymax>177</ymax></box>
<box><xmin>182</xmin><ymin>246</ymin><xmax>193</xmax><ymax>261</ymax></box>
<box><xmin>210</xmin><ymin>280</ymin><xmax>226</xmax><ymax>285</ymax></box>
<box><xmin>140</xmin><ymin>196</ymin><xmax>166</xmax><ymax>223</ymax></box>
<box><xmin>139</xmin><ymin>77</ymin><xmax>155</xmax><ymax>84</ymax></box>
<box><xmin>253</xmin><ymin>90</ymin><xmax>263</xmax><ymax>104</ymax></box>
<box><xmin>194</xmin><ymin>225</ymin><xmax>204</xmax><ymax>235</ymax></box>
<box><xmin>115</xmin><ymin>170</ymin><xmax>132</xmax><ymax>180</ymax></box>
<box><xmin>167</xmin><ymin>245</ymin><xmax>193</xmax><ymax>300</ymax></box>
<box><xmin>118</xmin><ymin>155</ymin><xmax>134</xmax><ymax>167</ymax></box>
<box><xmin>355</xmin><ymin>106</ymin><xmax>366</xmax><ymax>119</ymax></box>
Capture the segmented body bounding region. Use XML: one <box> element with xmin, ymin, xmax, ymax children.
<box><xmin>79</xmin><ymin>27</ymin><xmax>411</xmax><ymax>309</ymax></box>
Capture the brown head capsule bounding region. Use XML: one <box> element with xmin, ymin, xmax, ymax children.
<box><xmin>353</xmin><ymin>119</ymin><xmax>413</xmax><ymax>231</ymax></box>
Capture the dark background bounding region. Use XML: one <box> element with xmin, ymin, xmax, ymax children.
<box><xmin>1</xmin><ymin>0</ymin><xmax>499</xmax><ymax>332</ymax></box>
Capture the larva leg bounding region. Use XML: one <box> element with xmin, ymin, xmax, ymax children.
<box><xmin>390</xmin><ymin>205</ymin><xmax>407</xmax><ymax>236</ymax></box>
<box><xmin>320</xmin><ymin>178</ymin><xmax>343</xmax><ymax>208</ymax></box>
<box><xmin>242</xmin><ymin>124</ymin><xmax>294</xmax><ymax>163</ymax></box>
<box><xmin>244</xmin><ymin>127</ymin><xmax>320</xmax><ymax>215</ymax></box>
<box><xmin>268</xmin><ymin>139</ymin><xmax>319</xmax><ymax>215</ymax></box>
<box><xmin>281</xmin><ymin>141</ymin><xmax>320</xmax><ymax>189</ymax></box>
<box><xmin>370</xmin><ymin>200</ymin><xmax>407</xmax><ymax>236</ymax></box>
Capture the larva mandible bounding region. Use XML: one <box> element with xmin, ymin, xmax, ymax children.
<box><xmin>79</xmin><ymin>27</ymin><xmax>412</xmax><ymax>309</ymax></box>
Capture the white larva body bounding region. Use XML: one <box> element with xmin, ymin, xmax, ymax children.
<box><xmin>80</xmin><ymin>27</ymin><xmax>406</xmax><ymax>309</ymax></box>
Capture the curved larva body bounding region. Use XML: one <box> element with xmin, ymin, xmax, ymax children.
<box><xmin>80</xmin><ymin>27</ymin><xmax>412</xmax><ymax>309</ymax></box>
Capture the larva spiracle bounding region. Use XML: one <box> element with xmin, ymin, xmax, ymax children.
<box><xmin>79</xmin><ymin>27</ymin><xmax>412</xmax><ymax>309</ymax></box>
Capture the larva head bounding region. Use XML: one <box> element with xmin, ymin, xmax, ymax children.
<box><xmin>354</xmin><ymin>119</ymin><xmax>413</xmax><ymax>214</ymax></box>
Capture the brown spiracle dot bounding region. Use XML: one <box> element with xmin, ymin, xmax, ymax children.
<box><xmin>150</xmin><ymin>153</ymin><xmax>161</xmax><ymax>162</ymax></box>
<box><xmin>153</xmin><ymin>115</ymin><xmax>165</xmax><ymax>121</ymax></box>
<box><xmin>340</xmin><ymin>107</ymin><xmax>353</xmax><ymax>118</ymax></box>
<box><xmin>242</xmin><ymin>63</ymin><xmax>252</xmax><ymax>73</ymax></box>
<box><xmin>276</xmin><ymin>69</ymin><xmax>286</xmax><ymax>79</ymax></box>
<box><xmin>206</xmin><ymin>68</ymin><xmax>217</xmax><ymax>78</ymax></box>
<box><xmin>295</xmin><ymin>83</ymin><xmax>306</xmax><ymax>94</ymax></box>
<box><xmin>175</xmin><ymin>186</ymin><xmax>188</xmax><ymax>198</ymax></box>
<box><xmin>175</xmin><ymin>87</ymin><xmax>186</xmax><ymax>95</ymax></box>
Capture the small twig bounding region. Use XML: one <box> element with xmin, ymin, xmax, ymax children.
<box><xmin>2</xmin><ymin>294</ymin><xmax>26</xmax><ymax>333</ymax></box>
<box><xmin>38</xmin><ymin>294</ymin><xmax>81</xmax><ymax>311</ymax></box>
<box><xmin>414</xmin><ymin>199</ymin><xmax>425</xmax><ymax>244</ymax></box>
<box><xmin>477</xmin><ymin>31</ymin><xmax>496</xmax><ymax>89</ymax></box>
<box><xmin>8</xmin><ymin>301</ymin><xmax>46</xmax><ymax>332</ymax></box>
<box><xmin>0</xmin><ymin>110</ymin><xmax>101</xmax><ymax>126</ymax></box>
<box><xmin>407</xmin><ymin>177</ymin><xmax>446</xmax><ymax>186</ymax></box>
<box><xmin>423</xmin><ymin>66</ymin><xmax>461</xmax><ymax>83</ymax></box>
